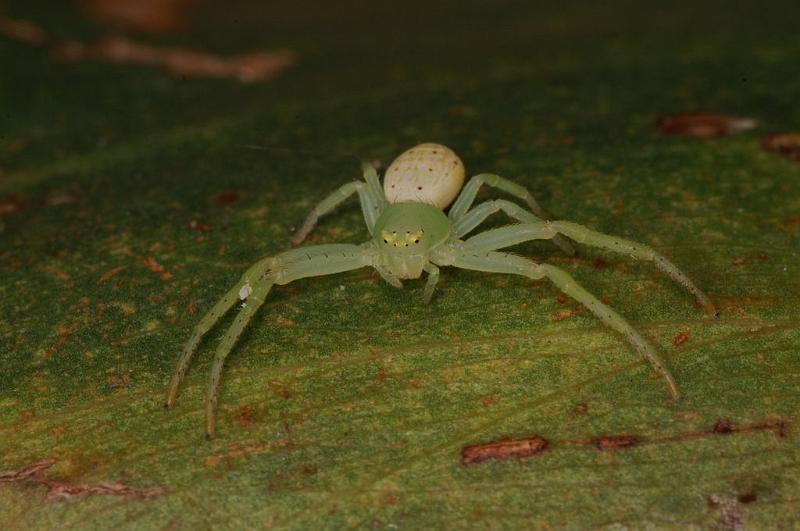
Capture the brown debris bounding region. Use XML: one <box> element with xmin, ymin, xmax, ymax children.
<box><xmin>657</xmin><ymin>112</ymin><xmax>758</xmax><ymax>138</ymax></box>
<box><xmin>214</xmin><ymin>191</ymin><xmax>240</xmax><ymax>205</ymax></box>
<box><xmin>56</xmin><ymin>35</ymin><xmax>296</xmax><ymax>83</ymax></box>
<box><xmin>737</xmin><ymin>492</ymin><xmax>757</xmax><ymax>504</ymax></box>
<box><xmin>235</xmin><ymin>405</ymin><xmax>257</xmax><ymax>427</ymax></box>
<box><xmin>713</xmin><ymin>419</ymin><xmax>734</xmax><ymax>434</ymax></box>
<box><xmin>276</xmin><ymin>315</ymin><xmax>295</xmax><ymax>327</ymax></box>
<box><xmin>0</xmin><ymin>195</ymin><xmax>25</xmax><ymax>215</ymax></box>
<box><xmin>0</xmin><ymin>460</ymin><xmax>55</xmax><ymax>482</ymax></box>
<box><xmin>46</xmin><ymin>326</ymin><xmax>74</xmax><ymax>357</ymax></box>
<box><xmin>143</xmin><ymin>256</ymin><xmax>173</xmax><ymax>280</ymax></box>
<box><xmin>189</xmin><ymin>219</ymin><xmax>209</xmax><ymax>233</ymax></box>
<box><xmin>593</xmin><ymin>434</ymin><xmax>640</xmax><ymax>451</ymax></box>
<box><xmin>0</xmin><ymin>16</ymin><xmax>48</xmax><ymax>45</ymax></box>
<box><xmin>549</xmin><ymin>308</ymin><xmax>581</xmax><ymax>321</ymax></box>
<box><xmin>460</xmin><ymin>418</ymin><xmax>787</xmax><ymax>465</ymax></box>
<box><xmin>80</xmin><ymin>0</ymin><xmax>196</xmax><ymax>34</ymax></box>
<box><xmin>0</xmin><ymin>460</ymin><xmax>165</xmax><ymax>500</ymax></box>
<box><xmin>762</xmin><ymin>132</ymin><xmax>800</xmax><ymax>161</ymax></box>
<box><xmin>731</xmin><ymin>252</ymin><xmax>768</xmax><ymax>266</ymax></box>
<box><xmin>461</xmin><ymin>436</ymin><xmax>549</xmax><ymax>465</ymax></box>
<box><xmin>672</xmin><ymin>329</ymin><xmax>691</xmax><ymax>347</ymax></box>
<box><xmin>97</xmin><ymin>266</ymin><xmax>124</xmax><ymax>284</ymax></box>
<box><xmin>776</xmin><ymin>214</ymin><xmax>800</xmax><ymax>232</ymax></box>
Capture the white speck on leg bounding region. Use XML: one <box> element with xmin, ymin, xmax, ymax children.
<box><xmin>239</xmin><ymin>282</ymin><xmax>253</xmax><ymax>300</ymax></box>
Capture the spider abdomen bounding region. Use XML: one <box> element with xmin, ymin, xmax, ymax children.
<box><xmin>384</xmin><ymin>143</ymin><xmax>465</xmax><ymax>208</ymax></box>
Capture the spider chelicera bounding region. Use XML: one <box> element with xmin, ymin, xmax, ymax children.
<box><xmin>165</xmin><ymin>142</ymin><xmax>717</xmax><ymax>439</ymax></box>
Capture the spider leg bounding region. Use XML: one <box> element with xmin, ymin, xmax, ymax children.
<box><xmin>165</xmin><ymin>256</ymin><xmax>273</xmax><ymax>408</ymax></box>
<box><xmin>448</xmin><ymin>173</ymin><xmax>574</xmax><ymax>255</ymax></box>
<box><xmin>291</xmin><ymin>163</ymin><xmax>386</xmax><ymax>246</ymax></box>
<box><xmin>456</xmin><ymin>221</ymin><xmax>717</xmax><ymax>317</ymax></box>
<box><xmin>448</xmin><ymin>173</ymin><xmax>553</xmax><ymax>222</ymax></box>
<box><xmin>361</xmin><ymin>161</ymin><xmax>387</xmax><ymax>210</ymax></box>
<box><xmin>374</xmin><ymin>263</ymin><xmax>403</xmax><ymax>288</ymax></box>
<box><xmin>422</xmin><ymin>263</ymin><xmax>440</xmax><ymax>304</ymax></box>
<box><xmin>452</xmin><ymin>198</ymin><xmax>575</xmax><ymax>255</ymax></box>
<box><xmin>204</xmin><ymin>243</ymin><xmax>374</xmax><ymax>439</ymax></box>
<box><xmin>439</xmin><ymin>249</ymin><xmax>681</xmax><ymax>399</ymax></box>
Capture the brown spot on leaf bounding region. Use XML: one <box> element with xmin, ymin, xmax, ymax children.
<box><xmin>276</xmin><ymin>315</ymin><xmax>294</xmax><ymax>327</ymax></box>
<box><xmin>189</xmin><ymin>219</ymin><xmax>209</xmax><ymax>233</ymax></box>
<box><xmin>235</xmin><ymin>405</ymin><xmax>257</xmax><ymax>427</ymax></box>
<box><xmin>0</xmin><ymin>16</ymin><xmax>48</xmax><ymax>45</ymax></box>
<box><xmin>593</xmin><ymin>434</ymin><xmax>640</xmax><ymax>451</ymax></box>
<box><xmin>550</xmin><ymin>308</ymin><xmax>581</xmax><ymax>321</ymax></box>
<box><xmin>39</xmin><ymin>264</ymin><xmax>72</xmax><ymax>283</ymax></box>
<box><xmin>0</xmin><ymin>195</ymin><xmax>25</xmax><ymax>215</ymax></box>
<box><xmin>775</xmin><ymin>214</ymin><xmax>800</xmax><ymax>233</ymax></box>
<box><xmin>46</xmin><ymin>326</ymin><xmax>73</xmax><ymax>357</ymax></box>
<box><xmin>214</xmin><ymin>191</ymin><xmax>240</xmax><ymax>205</ymax></box>
<box><xmin>672</xmin><ymin>329</ymin><xmax>691</xmax><ymax>347</ymax></box>
<box><xmin>762</xmin><ymin>132</ymin><xmax>800</xmax><ymax>161</ymax></box>
<box><xmin>56</xmin><ymin>36</ymin><xmax>296</xmax><ymax>83</ymax></box>
<box><xmin>143</xmin><ymin>256</ymin><xmax>172</xmax><ymax>280</ymax></box>
<box><xmin>249</xmin><ymin>207</ymin><xmax>269</xmax><ymax>219</ymax></box>
<box><xmin>731</xmin><ymin>252</ymin><xmax>768</xmax><ymax>266</ymax></box>
<box><xmin>737</xmin><ymin>492</ymin><xmax>757</xmax><ymax>504</ymax></box>
<box><xmin>80</xmin><ymin>0</ymin><xmax>196</xmax><ymax>34</ymax></box>
<box><xmin>591</xmin><ymin>257</ymin><xmax>610</xmax><ymax>269</ymax></box>
<box><xmin>482</xmin><ymin>395</ymin><xmax>498</xmax><ymax>407</ymax></box>
<box><xmin>574</xmin><ymin>403</ymin><xmax>589</xmax><ymax>413</ymax></box>
<box><xmin>713</xmin><ymin>419</ymin><xmax>734</xmax><ymax>434</ymax></box>
<box><xmin>657</xmin><ymin>112</ymin><xmax>758</xmax><ymax>138</ymax></box>
<box><xmin>0</xmin><ymin>460</ymin><xmax>164</xmax><ymax>500</ymax></box>
<box><xmin>97</xmin><ymin>266</ymin><xmax>124</xmax><ymax>284</ymax></box>
<box><xmin>461</xmin><ymin>436</ymin><xmax>549</xmax><ymax>465</ymax></box>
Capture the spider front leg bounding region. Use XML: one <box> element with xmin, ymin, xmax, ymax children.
<box><xmin>202</xmin><ymin>243</ymin><xmax>374</xmax><ymax>439</ymax></box>
<box><xmin>422</xmin><ymin>263</ymin><xmax>440</xmax><ymax>304</ymax></box>
<box><xmin>448</xmin><ymin>173</ymin><xmax>575</xmax><ymax>255</ymax></box>
<box><xmin>291</xmin><ymin>162</ymin><xmax>386</xmax><ymax>246</ymax></box>
<box><xmin>165</xmin><ymin>256</ymin><xmax>273</xmax><ymax>408</ymax></box>
<box><xmin>440</xmin><ymin>250</ymin><xmax>681</xmax><ymax>399</ymax></box>
<box><xmin>452</xmin><ymin>198</ymin><xmax>576</xmax><ymax>255</ymax></box>
<box><xmin>458</xmin><ymin>221</ymin><xmax>717</xmax><ymax>316</ymax></box>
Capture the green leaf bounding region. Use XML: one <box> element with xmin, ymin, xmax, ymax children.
<box><xmin>2</xmin><ymin>1</ymin><xmax>799</xmax><ymax>528</ymax></box>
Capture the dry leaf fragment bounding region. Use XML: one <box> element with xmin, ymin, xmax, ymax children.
<box><xmin>56</xmin><ymin>35</ymin><xmax>296</xmax><ymax>83</ymax></box>
<box><xmin>657</xmin><ymin>112</ymin><xmax>758</xmax><ymax>138</ymax></box>
<box><xmin>80</xmin><ymin>0</ymin><xmax>196</xmax><ymax>33</ymax></box>
<box><xmin>0</xmin><ymin>16</ymin><xmax>48</xmax><ymax>45</ymax></box>
<box><xmin>762</xmin><ymin>132</ymin><xmax>800</xmax><ymax>162</ymax></box>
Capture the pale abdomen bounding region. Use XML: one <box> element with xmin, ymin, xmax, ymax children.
<box><xmin>383</xmin><ymin>143</ymin><xmax>465</xmax><ymax>208</ymax></box>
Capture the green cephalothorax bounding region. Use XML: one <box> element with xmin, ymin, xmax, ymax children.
<box><xmin>373</xmin><ymin>202</ymin><xmax>450</xmax><ymax>279</ymax></box>
<box><xmin>166</xmin><ymin>142</ymin><xmax>718</xmax><ymax>439</ymax></box>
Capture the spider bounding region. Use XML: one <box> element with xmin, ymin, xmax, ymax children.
<box><xmin>165</xmin><ymin>142</ymin><xmax>717</xmax><ymax>439</ymax></box>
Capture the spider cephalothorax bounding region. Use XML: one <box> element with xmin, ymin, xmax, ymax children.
<box><xmin>166</xmin><ymin>142</ymin><xmax>717</xmax><ymax>439</ymax></box>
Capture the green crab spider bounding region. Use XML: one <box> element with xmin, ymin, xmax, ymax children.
<box><xmin>165</xmin><ymin>142</ymin><xmax>717</xmax><ymax>439</ymax></box>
